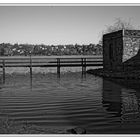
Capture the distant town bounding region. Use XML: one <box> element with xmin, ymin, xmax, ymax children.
<box><xmin>0</xmin><ymin>43</ymin><xmax>102</xmax><ymax>56</ymax></box>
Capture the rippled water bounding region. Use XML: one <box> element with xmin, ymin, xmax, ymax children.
<box><xmin>1</xmin><ymin>72</ymin><xmax>140</xmax><ymax>134</ymax></box>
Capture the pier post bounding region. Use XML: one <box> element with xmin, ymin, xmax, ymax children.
<box><xmin>82</xmin><ymin>58</ymin><xmax>84</xmax><ymax>75</ymax></box>
<box><xmin>2</xmin><ymin>60</ymin><xmax>5</xmax><ymax>83</ymax></box>
<box><xmin>29</xmin><ymin>55</ymin><xmax>32</xmax><ymax>81</ymax></box>
<box><xmin>82</xmin><ymin>58</ymin><xmax>86</xmax><ymax>75</ymax></box>
<box><xmin>57</xmin><ymin>58</ymin><xmax>60</xmax><ymax>77</ymax></box>
<box><xmin>84</xmin><ymin>58</ymin><xmax>86</xmax><ymax>74</ymax></box>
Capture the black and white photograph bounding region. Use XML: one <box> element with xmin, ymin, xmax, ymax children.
<box><xmin>1</xmin><ymin>3</ymin><xmax>140</xmax><ymax>136</ymax></box>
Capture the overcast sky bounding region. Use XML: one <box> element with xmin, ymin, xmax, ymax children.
<box><xmin>0</xmin><ymin>6</ymin><xmax>140</xmax><ymax>45</ymax></box>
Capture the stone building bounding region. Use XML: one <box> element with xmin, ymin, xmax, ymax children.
<box><xmin>103</xmin><ymin>30</ymin><xmax>140</xmax><ymax>71</ymax></box>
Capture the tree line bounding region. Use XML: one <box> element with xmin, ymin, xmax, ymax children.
<box><xmin>0</xmin><ymin>43</ymin><xmax>102</xmax><ymax>56</ymax></box>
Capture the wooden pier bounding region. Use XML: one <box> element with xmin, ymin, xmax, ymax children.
<box><xmin>0</xmin><ymin>55</ymin><xmax>103</xmax><ymax>82</ymax></box>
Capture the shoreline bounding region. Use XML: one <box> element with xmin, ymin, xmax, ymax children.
<box><xmin>87</xmin><ymin>68</ymin><xmax>140</xmax><ymax>80</ymax></box>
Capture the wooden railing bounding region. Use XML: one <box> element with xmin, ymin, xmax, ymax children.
<box><xmin>0</xmin><ymin>55</ymin><xmax>103</xmax><ymax>82</ymax></box>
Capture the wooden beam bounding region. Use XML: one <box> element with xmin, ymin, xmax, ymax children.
<box><xmin>29</xmin><ymin>55</ymin><xmax>32</xmax><ymax>81</ymax></box>
<box><xmin>2</xmin><ymin>60</ymin><xmax>5</xmax><ymax>83</ymax></box>
<box><xmin>57</xmin><ymin>58</ymin><xmax>60</xmax><ymax>75</ymax></box>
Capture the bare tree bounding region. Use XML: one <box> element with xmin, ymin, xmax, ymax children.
<box><xmin>104</xmin><ymin>18</ymin><xmax>135</xmax><ymax>34</ymax></box>
<box><xmin>98</xmin><ymin>18</ymin><xmax>136</xmax><ymax>45</ymax></box>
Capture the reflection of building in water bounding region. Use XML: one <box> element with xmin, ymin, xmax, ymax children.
<box><xmin>102</xmin><ymin>79</ymin><xmax>140</xmax><ymax>121</ymax></box>
<box><xmin>121</xmin><ymin>89</ymin><xmax>139</xmax><ymax>121</ymax></box>
<box><xmin>102</xmin><ymin>79</ymin><xmax>122</xmax><ymax>117</ymax></box>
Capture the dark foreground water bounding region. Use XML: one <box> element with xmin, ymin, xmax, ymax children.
<box><xmin>1</xmin><ymin>72</ymin><xmax>140</xmax><ymax>134</ymax></box>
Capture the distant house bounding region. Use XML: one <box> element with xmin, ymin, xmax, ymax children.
<box><xmin>103</xmin><ymin>30</ymin><xmax>140</xmax><ymax>71</ymax></box>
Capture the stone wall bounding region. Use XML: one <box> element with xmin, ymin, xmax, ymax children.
<box><xmin>123</xmin><ymin>30</ymin><xmax>140</xmax><ymax>62</ymax></box>
<box><xmin>103</xmin><ymin>30</ymin><xmax>123</xmax><ymax>71</ymax></box>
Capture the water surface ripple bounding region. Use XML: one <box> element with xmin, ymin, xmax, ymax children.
<box><xmin>0</xmin><ymin>72</ymin><xmax>140</xmax><ymax>134</ymax></box>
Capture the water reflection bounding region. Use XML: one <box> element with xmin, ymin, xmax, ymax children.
<box><xmin>121</xmin><ymin>88</ymin><xmax>139</xmax><ymax>119</ymax></box>
<box><xmin>102</xmin><ymin>79</ymin><xmax>122</xmax><ymax>117</ymax></box>
<box><xmin>2</xmin><ymin>72</ymin><xmax>140</xmax><ymax>134</ymax></box>
<box><xmin>30</xmin><ymin>74</ymin><xmax>33</xmax><ymax>89</ymax></box>
<box><xmin>102</xmin><ymin>78</ymin><xmax>140</xmax><ymax>125</ymax></box>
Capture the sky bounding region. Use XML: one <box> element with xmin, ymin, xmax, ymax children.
<box><xmin>0</xmin><ymin>5</ymin><xmax>140</xmax><ymax>45</ymax></box>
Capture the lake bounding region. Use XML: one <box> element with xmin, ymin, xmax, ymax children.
<box><xmin>0</xmin><ymin>68</ymin><xmax>140</xmax><ymax>134</ymax></box>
